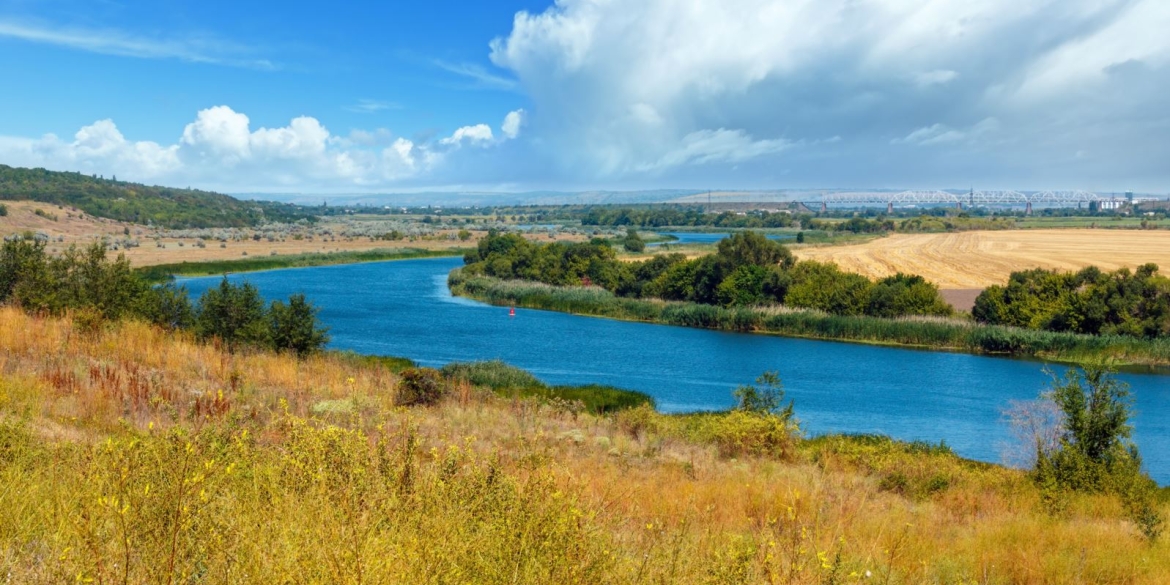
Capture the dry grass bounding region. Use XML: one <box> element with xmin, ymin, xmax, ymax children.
<box><xmin>1</xmin><ymin>307</ymin><xmax>1167</xmax><ymax>583</ymax></box>
<box><xmin>0</xmin><ymin>199</ymin><xmax>589</xmax><ymax>268</ymax></box>
<box><xmin>794</xmin><ymin>229</ymin><xmax>1170</xmax><ymax>289</ymax></box>
<box><xmin>0</xmin><ymin>200</ymin><xmax>140</xmax><ymax>238</ymax></box>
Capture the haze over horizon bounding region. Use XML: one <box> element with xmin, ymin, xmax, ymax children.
<box><xmin>1</xmin><ymin>0</ymin><xmax>1168</xmax><ymax>196</ymax></box>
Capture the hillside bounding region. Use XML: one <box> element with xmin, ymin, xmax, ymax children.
<box><xmin>0</xmin><ymin>164</ymin><xmax>311</xmax><ymax>228</ymax></box>
<box><xmin>0</xmin><ymin>308</ymin><xmax>1166</xmax><ymax>583</ymax></box>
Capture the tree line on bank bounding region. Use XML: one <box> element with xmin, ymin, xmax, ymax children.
<box><xmin>461</xmin><ymin>231</ymin><xmax>953</xmax><ymax>318</ymax></box>
<box><xmin>974</xmin><ymin>264</ymin><xmax>1170</xmax><ymax>338</ymax></box>
<box><xmin>0</xmin><ymin>236</ymin><xmax>328</xmax><ymax>356</ymax></box>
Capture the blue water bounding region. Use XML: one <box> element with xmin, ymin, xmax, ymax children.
<box><xmin>180</xmin><ymin>257</ymin><xmax>1170</xmax><ymax>484</ymax></box>
<box><xmin>650</xmin><ymin>231</ymin><xmax>794</xmax><ymax>247</ymax></box>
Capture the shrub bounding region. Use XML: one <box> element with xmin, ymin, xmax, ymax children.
<box><xmin>691</xmin><ymin>410</ymin><xmax>798</xmax><ymax>460</ymax></box>
<box><xmin>397</xmin><ymin>367</ymin><xmax>447</xmax><ymax>406</ymax></box>
<box><xmin>732</xmin><ymin>371</ymin><xmax>793</xmax><ymax>420</ymax></box>
<box><xmin>1032</xmin><ymin>366</ymin><xmax>1164</xmax><ymax>540</ymax></box>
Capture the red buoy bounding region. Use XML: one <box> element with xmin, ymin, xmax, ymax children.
<box><xmin>509</xmin><ymin>306</ymin><xmax>516</xmax><ymax>317</ymax></box>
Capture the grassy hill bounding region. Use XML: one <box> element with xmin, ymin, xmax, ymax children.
<box><xmin>0</xmin><ymin>164</ymin><xmax>312</xmax><ymax>228</ymax></box>
<box><xmin>1</xmin><ymin>307</ymin><xmax>1166</xmax><ymax>583</ymax></box>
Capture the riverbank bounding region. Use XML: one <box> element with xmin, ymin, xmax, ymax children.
<box><xmin>137</xmin><ymin>246</ymin><xmax>471</xmax><ymax>282</ymax></box>
<box><xmin>448</xmin><ymin>270</ymin><xmax>1170</xmax><ymax>369</ymax></box>
<box><xmin>1</xmin><ymin>306</ymin><xmax>1166</xmax><ymax>582</ymax></box>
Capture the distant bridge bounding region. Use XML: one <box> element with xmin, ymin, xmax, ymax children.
<box><xmin>813</xmin><ymin>190</ymin><xmax>1110</xmax><ymax>213</ymax></box>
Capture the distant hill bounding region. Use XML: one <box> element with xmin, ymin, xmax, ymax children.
<box><xmin>0</xmin><ymin>165</ymin><xmax>312</xmax><ymax>229</ymax></box>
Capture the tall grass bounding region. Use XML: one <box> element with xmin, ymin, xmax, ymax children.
<box><xmin>137</xmin><ymin>247</ymin><xmax>470</xmax><ymax>282</ymax></box>
<box><xmin>1</xmin><ymin>308</ymin><xmax>1168</xmax><ymax>583</ymax></box>
<box><xmin>450</xmin><ymin>270</ymin><xmax>1170</xmax><ymax>367</ymax></box>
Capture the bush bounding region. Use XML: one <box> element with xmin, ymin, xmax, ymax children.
<box><xmin>732</xmin><ymin>371</ymin><xmax>793</xmax><ymax>419</ymax></box>
<box><xmin>268</xmin><ymin>293</ymin><xmax>330</xmax><ymax>357</ymax></box>
<box><xmin>1032</xmin><ymin>366</ymin><xmax>1164</xmax><ymax>540</ymax></box>
<box><xmin>688</xmin><ymin>410</ymin><xmax>798</xmax><ymax>460</ymax></box>
<box><xmin>397</xmin><ymin>367</ymin><xmax>447</xmax><ymax>406</ymax></box>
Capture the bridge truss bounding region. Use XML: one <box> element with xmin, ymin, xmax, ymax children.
<box><xmin>816</xmin><ymin>190</ymin><xmax>1106</xmax><ymax>210</ymax></box>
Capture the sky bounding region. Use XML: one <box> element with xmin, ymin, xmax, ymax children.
<box><xmin>0</xmin><ymin>0</ymin><xmax>1168</xmax><ymax>195</ymax></box>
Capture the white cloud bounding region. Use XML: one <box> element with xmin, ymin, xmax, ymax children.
<box><xmin>440</xmin><ymin>124</ymin><xmax>494</xmax><ymax>147</ymax></box>
<box><xmin>501</xmin><ymin>109</ymin><xmax>525</xmax><ymax>139</ymax></box>
<box><xmin>486</xmin><ymin>0</ymin><xmax>1170</xmax><ymax>188</ymax></box>
<box><xmin>181</xmin><ymin>106</ymin><xmax>253</xmax><ymax>163</ymax></box>
<box><xmin>0</xmin><ymin>19</ymin><xmax>274</xmax><ymax>69</ymax></box>
<box><xmin>433</xmin><ymin>60</ymin><xmax>519</xmax><ymax>91</ymax></box>
<box><xmin>892</xmin><ymin>118</ymin><xmax>1000</xmax><ymax>146</ymax></box>
<box><xmin>634</xmin><ymin>129</ymin><xmax>792</xmax><ymax>172</ymax></box>
<box><xmin>0</xmin><ymin>105</ymin><xmax>520</xmax><ymax>191</ymax></box>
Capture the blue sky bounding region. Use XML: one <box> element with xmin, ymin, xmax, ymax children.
<box><xmin>1</xmin><ymin>0</ymin><xmax>1168</xmax><ymax>194</ymax></box>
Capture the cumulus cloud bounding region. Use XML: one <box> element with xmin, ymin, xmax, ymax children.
<box><xmin>487</xmin><ymin>0</ymin><xmax>1170</xmax><ymax>189</ymax></box>
<box><xmin>439</xmin><ymin>124</ymin><xmax>494</xmax><ymax>147</ymax></box>
<box><xmin>501</xmin><ymin>109</ymin><xmax>525</xmax><ymax>139</ymax></box>
<box><xmin>0</xmin><ymin>106</ymin><xmax>517</xmax><ymax>191</ymax></box>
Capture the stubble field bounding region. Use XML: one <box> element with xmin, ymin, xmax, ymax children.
<box><xmin>794</xmin><ymin>229</ymin><xmax>1170</xmax><ymax>289</ymax></box>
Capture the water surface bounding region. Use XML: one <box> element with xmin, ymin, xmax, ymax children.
<box><xmin>181</xmin><ymin>257</ymin><xmax>1170</xmax><ymax>483</ymax></box>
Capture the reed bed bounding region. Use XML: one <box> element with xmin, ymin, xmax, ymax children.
<box><xmin>1</xmin><ymin>308</ymin><xmax>1168</xmax><ymax>583</ymax></box>
<box><xmin>449</xmin><ymin>271</ymin><xmax>1170</xmax><ymax>367</ymax></box>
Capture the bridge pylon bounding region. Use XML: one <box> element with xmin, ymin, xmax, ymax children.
<box><xmin>886</xmin><ymin>202</ymin><xmax>893</xmax><ymax>215</ymax></box>
<box><xmin>1025</xmin><ymin>201</ymin><xmax>1033</xmax><ymax>216</ymax></box>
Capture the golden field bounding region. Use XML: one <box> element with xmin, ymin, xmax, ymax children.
<box><xmin>0</xmin><ymin>307</ymin><xmax>1166</xmax><ymax>583</ymax></box>
<box><xmin>794</xmin><ymin>229</ymin><xmax>1170</xmax><ymax>289</ymax></box>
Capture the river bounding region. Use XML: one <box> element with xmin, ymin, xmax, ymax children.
<box><xmin>180</xmin><ymin>256</ymin><xmax>1170</xmax><ymax>484</ymax></box>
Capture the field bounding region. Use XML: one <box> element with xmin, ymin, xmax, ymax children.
<box><xmin>794</xmin><ymin>229</ymin><xmax>1170</xmax><ymax>289</ymax></box>
<box><xmin>0</xmin><ymin>201</ymin><xmax>587</xmax><ymax>269</ymax></box>
<box><xmin>1</xmin><ymin>307</ymin><xmax>1167</xmax><ymax>583</ymax></box>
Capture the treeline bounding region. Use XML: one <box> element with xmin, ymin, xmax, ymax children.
<box><xmin>805</xmin><ymin>215</ymin><xmax>1018</xmax><ymax>234</ymax></box>
<box><xmin>0</xmin><ymin>236</ymin><xmax>329</xmax><ymax>356</ymax></box>
<box><xmin>461</xmin><ymin>231</ymin><xmax>952</xmax><ymax>318</ymax></box>
<box><xmin>0</xmin><ymin>164</ymin><xmax>312</xmax><ymax>228</ymax></box>
<box><xmin>582</xmin><ymin>207</ymin><xmax>800</xmax><ymax>228</ymax></box>
<box><xmin>579</xmin><ymin>206</ymin><xmax>1023</xmax><ymax>234</ymax></box>
<box><xmin>974</xmin><ymin>264</ymin><xmax>1170</xmax><ymax>338</ymax></box>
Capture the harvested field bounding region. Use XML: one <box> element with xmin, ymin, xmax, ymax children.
<box><xmin>794</xmin><ymin>229</ymin><xmax>1170</xmax><ymax>289</ymax></box>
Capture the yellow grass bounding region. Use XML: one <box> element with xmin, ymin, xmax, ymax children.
<box><xmin>794</xmin><ymin>229</ymin><xmax>1170</xmax><ymax>289</ymax></box>
<box><xmin>0</xmin><ymin>307</ymin><xmax>1166</xmax><ymax>583</ymax></box>
<box><xmin>0</xmin><ymin>199</ymin><xmax>587</xmax><ymax>268</ymax></box>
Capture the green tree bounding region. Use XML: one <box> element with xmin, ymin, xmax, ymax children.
<box><xmin>142</xmin><ymin>284</ymin><xmax>195</xmax><ymax>330</ymax></box>
<box><xmin>785</xmin><ymin>261</ymin><xmax>872</xmax><ymax>315</ymax></box>
<box><xmin>716</xmin><ymin>265</ymin><xmax>769</xmax><ymax>307</ymax></box>
<box><xmin>0</xmin><ymin>237</ymin><xmax>49</xmax><ymax>305</ymax></box>
<box><xmin>195</xmin><ymin>278</ymin><xmax>269</xmax><ymax>350</ymax></box>
<box><xmin>622</xmin><ymin>228</ymin><xmax>645</xmax><ymax>253</ymax></box>
<box><xmin>268</xmin><ymin>294</ymin><xmax>330</xmax><ymax>357</ymax></box>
